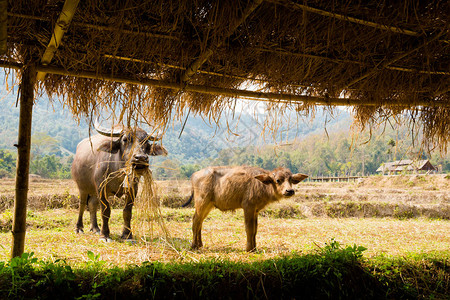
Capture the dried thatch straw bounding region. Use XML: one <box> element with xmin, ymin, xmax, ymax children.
<box><xmin>4</xmin><ymin>0</ymin><xmax>450</xmax><ymax>151</ymax></box>
<box><xmin>95</xmin><ymin>156</ymin><xmax>171</xmax><ymax>247</ymax></box>
<box><xmin>133</xmin><ymin>168</ymin><xmax>171</xmax><ymax>244</ymax></box>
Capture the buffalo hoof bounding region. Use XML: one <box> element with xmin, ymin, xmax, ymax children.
<box><xmin>90</xmin><ymin>228</ymin><xmax>101</xmax><ymax>234</ymax></box>
<box><xmin>191</xmin><ymin>243</ymin><xmax>202</xmax><ymax>250</ymax></box>
<box><xmin>76</xmin><ymin>228</ymin><xmax>84</xmax><ymax>234</ymax></box>
<box><xmin>99</xmin><ymin>237</ymin><xmax>113</xmax><ymax>243</ymax></box>
<box><xmin>120</xmin><ymin>233</ymin><xmax>133</xmax><ymax>240</ymax></box>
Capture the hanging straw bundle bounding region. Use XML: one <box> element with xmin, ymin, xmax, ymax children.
<box><xmin>96</xmin><ymin>151</ymin><xmax>171</xmax><ymax>246</ymax></box>
<box><xmin>133</xmin><ymin>168</ymin><xmax>171</xmax><ymax>243</ymax></box>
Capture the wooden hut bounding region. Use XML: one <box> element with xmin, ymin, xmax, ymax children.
<box><xmin>1</xmin><ymin>0</ymin><xmax>449</xmax><ymax>257</ymax></box>
<box><xmin>376</xmin><ymin>160</ymin><xmax>437</xmax><ymax>174</ymax></box>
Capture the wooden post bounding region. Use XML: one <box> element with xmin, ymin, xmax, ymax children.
<box><xmin>11</xmin><ymin>64</ymin><xmax>36</xmax><ymax>258</ymax></box>
<box><xmin>0</xmin><ymin>0</ymin><xmax>7</xmax><ymax>55</ymax></box>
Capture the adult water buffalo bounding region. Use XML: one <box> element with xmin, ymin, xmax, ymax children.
<box><xmin>182</xmin><ymin>166</ymin><xmax>308</xmax><ymax>251</ymax></box>
<box><xmin>71</xmin><ymin>121</ymin><xmax>167</xmax><ymax>241</ymax></box>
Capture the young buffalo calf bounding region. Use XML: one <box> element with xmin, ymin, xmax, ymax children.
<box><xmin>182</xmin><ymin>166</ymin><xmax>308</xmax><ymax>251</ymax></box>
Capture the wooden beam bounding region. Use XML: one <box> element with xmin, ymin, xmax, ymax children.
<box><xmin>9</xmin><ymin>12</ymin><xmax>180</xmax><ymax>41</ymax></box>
<box><xmin>0</xmin><ymin>0</ymin><xmax>6</xmax><ymax>54</ymax></box>
<box><xmin>267</xmin><ymin>0</ymin><xmax>421</xmax><ymax>37</ymax></box>
<box><xmin>0</xmin><ymin>60</ymin><xmax>446</xmax><ymax>106</ymax></box>
<box><xmin>181</xmin><ymin>0</ymin><xmax>263</xmax><ymax>82</ymax></box>
<box><xmin>103</xmin><ymin>54</ymin><xmax>257</xmax><ymax>82</ymax></box>
<box><xmin>11</xmin><ymin>63</ymin><xmax>36</xmax><ymax>258</ymax></box>
<box><xmin>36</xmin><ymin>0</ymin><xmax>80</xmax><ymax>81</ymax></box>
<box><xmin>35</xmin><ymin>64</ymin><xmax>363</xmax><ymax>105</ymax></box>
<box><xmin>32</xmin><ymin>64</ymin><xmax>448</xmax><ymax>108</ymax></box>
<box><xmin>254</xmin><ymin>46</ymin><xmax>450</xmax><ymax>76</ymax></box>
<box><xmin>0</xmin><ymin>59</ymin><xmax>447</xmax><ymax>103</ymax></box>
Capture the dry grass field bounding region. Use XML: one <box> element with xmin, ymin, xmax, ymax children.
<box><xmin>0</xmin><ymin>174</ymin><xmax>449</xmax><ymax>266</ymax></box>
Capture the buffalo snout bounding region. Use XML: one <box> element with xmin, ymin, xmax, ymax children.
<box><xmin>131</xmin><ymin>154</ymin><xmax>149</xmax><ymax>169</ymax></box>
<box><xmin>284</xmin><ymin>189</ymin><xmax>295</xmax><ymax>197</ymax></box>
<box><xmin>132</xmin><ymin>154</ymin><xmax>149</xmax><ymax>162</ymax></box>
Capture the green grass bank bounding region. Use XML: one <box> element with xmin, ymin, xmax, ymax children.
<box><xmin>1</xmin><ymin>241</ymin><xmax>448</xmax><ymax>299</ymax></box>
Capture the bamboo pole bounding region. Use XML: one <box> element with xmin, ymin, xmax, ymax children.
<box><xmin>254</xmin><ymin>46</ymin><xmax>450</xmax><ymax>76</ymax></box>
<box><xmin>11</xmin><ymin>63</ymin><xmax>36</xmax><ymax>258</ymax></box>
<box><xmin>0</xmin><ymin>0</ymin><xmax>6</xmax><ymax>55</ymax></box>
<box><xmin>268</xmin><ymin>0</ymin><xmax>421</xmax><ymax>37</ymax></box>
<box><xmin>36</xmin><ymin>0</ymin><xmax>80</xmax><ymax>81</ymax></box>
<box><xmin>103</xmin><ymin>54</ymin><xmax>258</xmax><ymax>82</ymax></box>
<box><xmin>111</xmin><ymin>48</ymin><xmax>450</xmax><ymax>78</ymax></box>
<box><xmin>0</xmin><ymin>60</ymin><xmax>447</xmax><ymax>107</ymax></box>
<box><xmin>34</xmin><ymin>64</ymin><xmax>448</xmax><ymax>108</ymax></box>
<box><xmin>35</xmin><ymin>64</ymin><xmax>366</xmax><ymax>105</ymax></box>
<box><xmin>8</xmin><ymin>12</ymin><xmax>180</xmax><ymax>41</ymax></box>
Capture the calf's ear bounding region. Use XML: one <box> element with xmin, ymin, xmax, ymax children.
<box><xmin>255</xmin><ymin>174</ymin><xmax>274</xmax><ymax>185</ymax></box>
<box><xmin>291</xmin><ymin>173</ymin><xmax>308</xmax><ymax>184</ymax></box>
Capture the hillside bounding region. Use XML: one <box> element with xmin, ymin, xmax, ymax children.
<box><xmin>2</xmin><ymin>78</ymin><xmax>450</xmax><ymax>179</ymax></box>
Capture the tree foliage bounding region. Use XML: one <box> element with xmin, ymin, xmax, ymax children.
<box><xmin>201</xmin><ymin>127</ymin><xmax>450</xmax><ymax>178</ymax></box>
<box><xmin>0</xmin><ymin>149</ymin><xmax>16</xmax><ymax>178</ymax></box>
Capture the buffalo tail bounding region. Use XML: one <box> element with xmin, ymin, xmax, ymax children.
<box><xmin>181</xmin><ymin>192</ymin><xmax>193</xmax><ymax>207</ymax></box>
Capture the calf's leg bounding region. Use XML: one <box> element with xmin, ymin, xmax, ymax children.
<box><xmin>244</xmin><ymin>208</ymin><xmax>258</xmax><ymax>252</ymax></box>
<box><xmin>191</xmin><ymin>201</ymin><xmax>214</xmax><ymax>249</ymax></box>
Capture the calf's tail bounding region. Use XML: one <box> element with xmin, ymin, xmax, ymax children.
<box><xmin>181</xmin><ymin>191</ymin><xmax>194</xmax><ymax>207</ymax></box>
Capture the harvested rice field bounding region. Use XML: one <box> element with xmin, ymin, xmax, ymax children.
<box><xmin>0</xmin><ymin>174</ymin><xmax>449</xmax><ymax>265</ymax></box>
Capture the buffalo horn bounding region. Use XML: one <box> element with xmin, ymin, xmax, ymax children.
<box><xmin>94</xmin><ymin>117</ymin><xmax>123</xmax><ymax>137</ymax></box>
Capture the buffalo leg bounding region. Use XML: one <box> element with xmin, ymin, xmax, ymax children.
<box><xmin>244</xmin><ymin>208</ymin><xmax>258</xmax><ymax>252</ymax></box>
<box><xmin>99</xmin><ymin>198</ymin><xmax>111</xmax><ymax>240</ymax></box>
<box><xmin>87</xmin><ymin>196</ymin><xmax>100</xmax><ymax>233</ymax></box>
<box><xmin>191</xmin><ymin>201</ymin><xmax>214</xmax><ymax>249</ymax></box>
<box><xmin>76</xmin><ymin>191</ymin><xmax>89</xmax><ymax>233</ymax></box>
<box><xmin>121</xmin><ymin>194</ymin><xmax>134</xmax><ymax>240</ymax></box>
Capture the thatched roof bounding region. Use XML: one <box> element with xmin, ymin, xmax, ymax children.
<box><xmin>2</xmin><ymin>0</ymin><xmax>449</xmax><ymax>149</ymax></box>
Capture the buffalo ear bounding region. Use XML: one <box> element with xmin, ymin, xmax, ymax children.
<box><xmin>150</xmin><ymin>144</ymin><xmax>168</xmax><ymax>156</ymax></box>
<box><xmin>97</xmin><ymin>139</ymin><xmax>121</xmax><ymax>153</ymax></box>
<box><xmin>255</xmin><ymin>174</ymin><xmax>274</xmax><ymax>185</ymax></box>
<box><xmin>291</xmin><ymin>173</ymin><xmax>308</xmax><ymax>184</ymax></box>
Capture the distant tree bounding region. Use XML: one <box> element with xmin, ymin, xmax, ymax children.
<box><xmin>0</xmin><ymin>149</ymin><xmax>16</xmax><ymax>177</ymax></box>
<box><xmin>154</xmin><ymin>159</ymin><xmax>180</xmax><ymax>180</ymax></box>
<box><xmin>387</xmin><ymin>139</ymin><xmax>396</xmax><ymax>148</ymax></box>
<box><xmin>255</xmin><ymin>157</ymin><xmax>263</xmax><ymax>167</ymax></box>
<box><xmin>180</xmin><ymin>164</ymin><xmax>200</xmax><ymax>179</ymax></box>
<box><xmin>31</xmin><ymin>132</ymin><xmax>60</xmax><ymax>157</ymax></box>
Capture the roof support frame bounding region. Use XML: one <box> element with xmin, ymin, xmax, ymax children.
<box><xmin>11</xmin><ymin>63</ymin><xmax>36</xmax><ymax>258</ymax></box>
<box><xmin>254</xmin><ymin>46</ymin><xmax>450</xmax><ymax>76</ymax></box>
<box><xmin>36</xmin><ymin>0</ymin><xmax>80</xmax><ymax>81</ymax></box>
<box><xmin>1</xmin><ymin>60</ymin><xmax>447</xmax><ymax>107</ymax></box>
<box><xmin>181</xmin><ymin>0</ymin><xmax>264</xmax><ymax>82</ymax></box>
<box><xmin>267</xmin><ymin>0</ymin><xmax>421</xmax><ymax>36</ymax></box>
<box><xmin>0</xmin><ymin>0</ymin><xmax>6</xmax><ymax>54</ymax></box>
<box><xmin>8</xmin><ymin>12</ymin><xmax>180</xmax><ymax>41</ymax></box>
